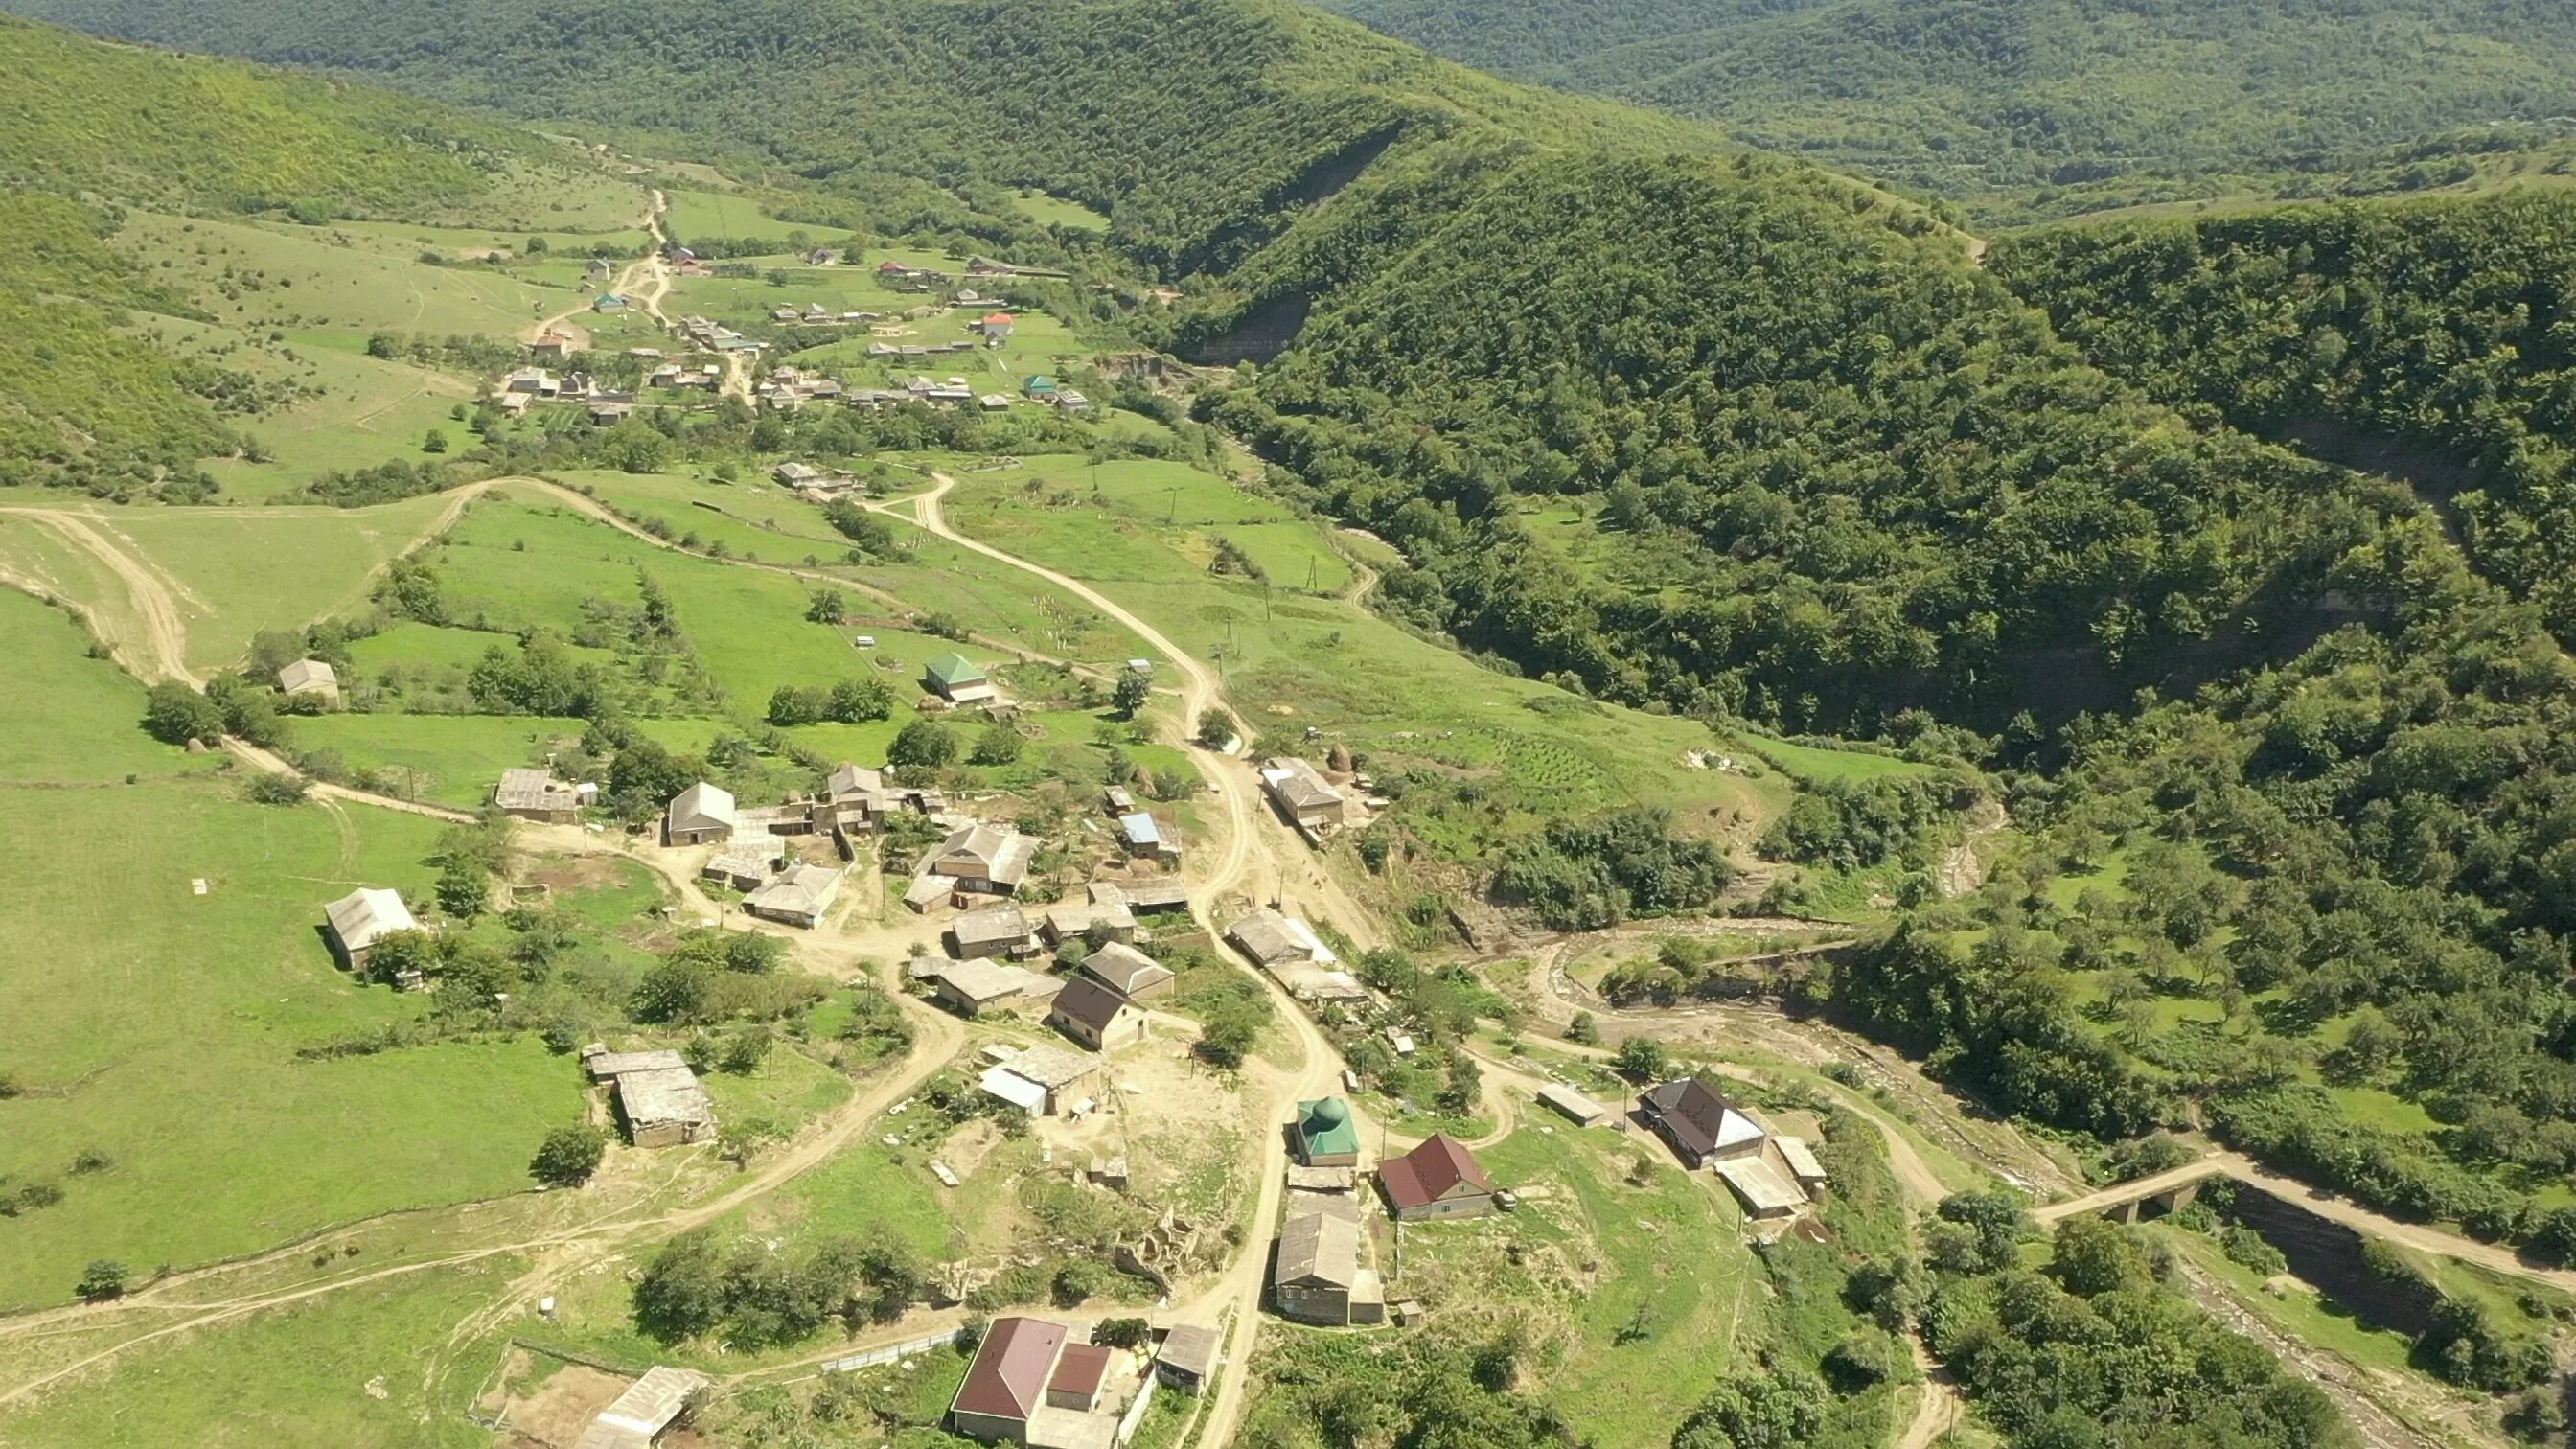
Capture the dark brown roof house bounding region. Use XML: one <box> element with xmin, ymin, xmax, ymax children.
<box><xmin>1378</xmin><ymin>1133</ymin><xmax>1499</xmax><ymax>1221</ymax></box>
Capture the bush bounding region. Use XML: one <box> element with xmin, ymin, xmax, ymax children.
<box><xmin>888</xmin><ymin>719</ymin><xmax>958</xmax><ymax>768</ymax></box>
<box><xmin>530</xmin><ymin>1124</ymin><xmax>608</xmax><ymax>1187</ymax></box>
<box><xmin>244</xmin><ymin>771</ymin><xmax>310</xmax><ymax>805</ymax></box>
<box><xmin>142</xmin><ymin>681</ymin><xmax>224</xmax><ymax>746</ymax></box>
<box><xmin>76</xmin><ymin>1259</ymin><xmax>127</xmax><ymax>1301</ymax></box>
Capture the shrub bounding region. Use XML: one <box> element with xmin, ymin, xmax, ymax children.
<box><xmin>530</xmin><ymin>1124</ymin><xmax>608</xmax><ymax>1187</ymax></box>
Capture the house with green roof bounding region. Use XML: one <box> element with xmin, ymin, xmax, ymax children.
<box><xmin>1292</xmin><ymin>1096</ymin><xmax>1360</xmax><ymax>1167</ymax></box>
<box><xmin>923</xmin><ymin>651</ymin><xmax>996</xmax><ymax>704</ymax></box>
<box><xmin>1022</xmin><ymin>374</ymin><xmax>1058</xmax><ymax>398</ymax></box>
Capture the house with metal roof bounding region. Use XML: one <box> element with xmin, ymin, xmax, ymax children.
<box><xmin>1273</xmin><ymin>1208</ymin><xmax>1383</xmax><ymax>1325</ymax></box>
<box><xmin>1714</xmin><ymin>1155</ymin><xmax>1807</xmax><ymax>1219</ymax></box>
<box><xmin>1536</xmin><ymin>1082</ymin><xmax>1610</xmax><ymax>1127</ymax></box>
<box><xmin>1077</xmin><ymin>942</ymin><xmax>1173</xmax><ymax>1000</ymax></box>
<box><xmin>1290</xmin><ymin>1096</ymin><xmax>1362</xmax><ymax>1167</ymax></box>
<box><xmin>1116</xmin><ymin>811</ymin><xmax>1167</xmax><ymax>859</ymax></box>
<box><xmin>930</xmin><ymin>822</ymin><xmax>1036</xmax><ymax>895</ymax></box>
<box><xmin>664</xmin><ymin>782</ymin><xmax>736</xmax><ymax>846</ymax></box>
<box><xmin>573</xmin><ymin>1365</ymin><xmax>708</xmax><ymax>1449</ymax></box>
<box><xmin>322</xmin><ymin>887</ymin><xmax>421</xmax><ymax>978</ymax></box>
<box><xmin>1154</xmin><ymin>1323</ymin><xmax>1221</xmax><ymax>1392</ymax></box>
<box><xmin>276</xmin><ymin>657</ymin><xmax>340</xmax><ymax>705</ymax></box>
<box><xmin>1257</xmin><ymin>757</ymin><xmax>1344</xmax><ymax>828</ymax></box>
<box><xmin>744</xmin><ymin>862</ymin><xmax>843</xmax><ymax>929</ymax></box>
<box><xmin>1046</xmin><ymin>977</ymin><xmax>1148</xmax><ymax>1053</ymax></box>
<box><xmin>1640</xmin><ymin>1077</ymin><xmax>1765</xmax><ymax>1169</ymax></box>
<box><xmin>1775</xmin><ymin>1135</ymin><xmax>1829</xmax><ymax>1196</ymax></box>
<box><xmin>949</xmin><ymin>902</ymin><xmax>1035</xmax><ymax>960</ymax></box>
<box><xmin>1377</xmin><ymin>1134</ymin><xmax>1498</xmax><ymax>1222</ymax></box>
<box><xmin>1041</xmin><ymin>898</ymin><xmax>1137</xmax><ymax>947</ymax></box>
<box><xmin>978</xmin><ymin>1044</ymin><xmax>1096</xmax><ymax>1116</ymax></box>
<box><xmin>937</xmin><ymin>956</ymin><xmax>1037</xmax><ymax>1014</ymax></box>
<box><xmin>950</xmin><ymin>1316</ymin><xmax>1068</xmax><ymax>1441</ymax></box>
<box><xmin>923</xmin><ymin>651</ymin><xmax>997</xmax><ymax>704</ymax></box>
<box><xmin>494</xmin><ymin>767</ymin><xmax>581</xmax><ymax>824</ymax></box>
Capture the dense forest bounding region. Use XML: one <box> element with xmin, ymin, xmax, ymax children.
<box><xmin>1314</xmin><ymin>0</ymin><xmax>2576</xmax><ymax>220</ymax></box>
<box><xmin>1991</xmin><ymin>190</ymin><xmax>2576</xmax><ymax>638</ymax></box>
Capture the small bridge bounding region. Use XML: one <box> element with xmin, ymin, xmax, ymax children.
<box><xmin>2032</xmin><ymin>1160</ymin><xmax>2230</xmax><ymax>1226</ymax></box>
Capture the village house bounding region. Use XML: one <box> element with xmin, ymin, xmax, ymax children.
<box><xmin>1116</xmin><ymin>811</ymin><xmax>1169</xmax><ymax>861</ymax></box>
<box><xmin>1640</xmin><ymin>1077</ymin><xmax>1765</xmax><ymax>1169</ymax></box>
<box><xmin>1776</xmin><ymin>1135</ymin><xmax>1830</xmax><ymax>1198</ymax></box>
<box><xmin>1053</xmin><ymin>389</ymin><xmax>1091</xmax><ymax>414</ymax></box>
<box><xmin>978</xmin><ymin>1044</ymin><xmax>1095</xmax><ymax>1116</ymax></box>
<box><xmin>1077</xmin><ymin>942</ymin><xmax>1174</xmax><ymax>1000</ymax></box>
<box><xmin>493</xmin><ymin>767</ymin><xmax>582</xmax><ymax>824</ymax></box>
<box><xmin>530</xmin><ymin>331</ymin><xmax>575</xmax><ymax>361</ymax></box>
<box><xmin>585</xmin><ymin>257</ymin><xmax>615</xmax><ymax>283</ymax></box>
<box><xmin>948</xmin><ymin>1316</ymin><xmax>1067</xmax><ymax>1442</ymax></box>
<box><xmin>321</xmin><ymin>886</ymin><xmax>420</xmax><ymax>978</ymax></box>
<box><xmin>573</xmin><ymin>1365</ymin><xmax>708</xmax><ymax>1449</ymax></box>
<box><xmin>503</xmin><ymin>366</ymin><xmax>561</xmax><ymax>397</ymax></box>
<box><xmin>923</xmin><ymin>651</ymin><xmax>998</xmax><ymax>705</ymax></box>
<box><xmin>585</xmin><ymin>1047</ymin><xmax>717</xmax><ymax>1148</ymax></box>
<box><xmin>935</xmin><ymin>958</ymin><xmax>1031</xmax><ymax>1016</ymax></box>
<box><xmin>1226</xmin><ymin>909</ymin><xmax>1326</xmax><ymax>972</ymax></box>
<box><xmin>1714</xmin><ymin>1154</ymin><xmax>1807</xmax><ymax>1220</ymax></box>
<box><xmin>1378</xmin><ymin>1134</ymin><xmax>1498</xmax><ymax>1222</ymax></box>
<box><xmin>1040</xmin><ymin>898</ymin><xmax>1137</xmax><ymax>948</ymax></box>
<box><xmin>1290</xmin><ymin>1095</ymin><xmax>1362</xmax><ymax>1168</ymax></box>
<box><xmin>1022</xmin><ymin>374</ymin><xmax>1058</xmax><ymax>401</ymax></box>
<box><xmin>1102</xmin><ymin>786</ymin><xmax>1137</xmax><ymax>815</ymax></box>
<box><xmin>702</xmin><ymin>840</ymin><xmax>786</xmax><ymax>890</ymax></box>
<box><xmin>949</xmin><ymin>902</ymin><xmax>1035</xmax><ymax>960</ymax></box>
<box><xmin>1153</xmin><ymin>1324</ymin><xmax>1221</xmax><ymax>1394</ymax></box>
<box><xmin>821</xmin><ymin>761</ymin><xmax>888</xmax><ymax>834</ymax></box>
<box><xmin>743</xmin><ymin>862</ymin><xmax>843</xmax><ymax>929</ymax></box>
<box><xmin>1258</xmin><ymin>758</ymin><xmax>1346</xmax><ymax>829</ymax></box>
<box><xmin>930</xmin><ymin>821</ymin><xmax>1037</xmax><ymax>895</ymax></box>
<box><xmin>1537</xmin><ymin>1082</ymin><xmax>1610</xmax><ymax>1127</ymax></box>
<box><xmin>663</xmin><ymin>782</ymin><xmax>737</xmax><ymax>846</ymax></box>
<box><xmin>1272</xmin><ymin>1208</ymin><xmax>1383</xmax><ymax>1326</ymax></box>
<box><xmin>978</xmin><ymin>311</ymin><xmax>1016</xmax><ymax>342</ymax></box>
<box><xmin>276</xmin><ymin>657</ymin><xmax>340</xmax><ymax>706</ymax></box>
<box><xmin>1099</xmin><ymin>879</ymin><xmax>1190</xmax><ymax>916</ymax></box>
<box><xmin>1046</xmin><ymin>977</ymin><xmax>1148</xmax><ymax>1053</ymax></box>
<box><xmin>1046</xmin><ymin>1342</ymin><xmax>1114</xmax><ymax>1414</ymax></box>
<box><xmin>591</xmin><ymin>292</ymin><xmax>630</xmax><ymax>313</ymax></box>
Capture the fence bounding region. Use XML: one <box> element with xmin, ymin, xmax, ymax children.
<box><xmin>814</xmin><ymin>1325</ymin><xmax>968</xmax><ymax>1377</ymax></box>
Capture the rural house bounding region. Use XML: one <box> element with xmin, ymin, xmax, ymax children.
<box><xmin>1714</xmin><ymin>1155</ymin><xmax>1807</xmax><ymax>1220</ymax></box>
<box><xmin>1290</xmin><ymin>1096</ymin><xmax>1362</xmax><ymax>1167</ymax></box>
<box><xmin>322</xmin><ymin>887</ymin><xmax>420</xmax><ymax>978</ymax></box>
<box><xmin>493</xmin><ymin>767</ymin><xmax>581</xmax><ymax>824</ymax></box>
<box><xmin>1537</xmin><ymin>1082</ymin><xmax>1609</xmax><ymax>1127</ymax></box>
<box><xmin>949</xmin><ymin>1315</ymin><xmax>1067</xmax><ymax>1442</ymax></box>
<box><xmin>923</xmin><ymin>651</ymin><xmax>998</xmax><ymax>704</ymax></box>
<box><xmin>1078</xmin><ymin>942</ymin><xmax>1174</xmax><ymax>1000</ymax></box>
<box><xmin>1377</xmin><ymin>1134</ymin><xmax>1498</xmax><ymax>1222</ymax></box>
<box><xmin>822</xmin><ymin>762</ymin><xmax>888</xmax><ymax>833</ymax></box>
<box><xmin>276</xmin><ymin>657</ymin><xmax>340</xmax><ymax>705</ymax></box>
<box><xmin>978</xmin><ymin>1044</ymin><xmax>1095</xmax><ymax>1116</ymax></box>
<box><xmin>585</xmin><ymin>1047</ymin><xmax>717</xmax><ymax>1148</ymax></box>
<box><xmin>1103</xmin><ymin>879</ymin><xmax>1190</xmax><ymax>916</ymax></box>
<box><xmin>949</xmin><ymin>902</ymin><xmax>1034</xmax><ymax>959</ymax></box>
<box><xmin>1776</xmin><ymin>1135</ymin><xmax>1830</xmax><ymax>1197</ymax></box>
<box><xmin>664</xmin><ymin>782</ymin><xmax>737</xmax><ymax>846</ymax></box>
<box><xmin>702</xmin><ymin>840</ymin><xmax>785</xmax><ymax>890</ymax></box>
<box><xmin>1258</xmin><ymin>757</ymin><xmax>1344</xmax><ymax>828</ymax></box>
<box><xmin>1116</xmin><ymin>811</ymin><xmax>1170</xmax><ymax>860</ymax></box>
<box><xmin>1154</xmin><ymin>1324</ymin><xmax>1221</xmax><ymax>1392</ymax></box>
<box><xmin>1046</xmin><ymin>977</ymin><xmax>1148</xmax><ymax>1052</ymax></box>
<box><xmin>743</xmin><ymin>862</ymin><xmax>843</xmax><ymax>929</ymax></box>
<box><xmin>1040</xmin><ymin>898</ymin><xmax>1137</xmax><ymax>947</ymax></box>
<box><xmin>1225</xmin><ymin>909</ymin><xmax>1325</xmax><ymax>971</ymax></box>
<box><xmin>1640</xmin><ymin>1077</ymin><xmax>1765</xmax><ymax>1169</ymax></box>
<box><xmin>1045</xmin><ymin>1343</ymin><xmax>1113</xmax><ymax>1413</ymax></box>
<box><xmin>1272</xmin><ymin>1208</ymin><xmax>1383</xmax><ymax>1326</ymax></box>
<box><xmin>573</xmin><ymin>1365</ymin><xmax>708</xmax><ymax>1449</ymax></box>
<box><xmin>929</xmin><ymin>822</ymin><xmax>1036</xmax><ymax>895</ymax></box>
<box><xmin>935</xmin><ymin>957</ymin><xmax>1043</xmax><ymax>1016</ymax></box>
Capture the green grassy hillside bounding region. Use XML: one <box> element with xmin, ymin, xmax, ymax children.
<box><xmin>0</xmin><ymin>15</ymin><xmax>636</xmax><ymax>496</ymax></box>
<box><xmin>1314</xmin><ymin>0</ymin><xmax>2576</xmax><ymax>221</ymax></box>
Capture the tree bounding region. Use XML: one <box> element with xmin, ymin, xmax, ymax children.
<box><xmin>633</xmin><ymin>1230</ymin><xmax>725</xmax><ymax>1342</ymax></box>
<box><xmin>970</xmin><ymin>721</ymin><xmax>1024</xmax><ymax>766</ymax></box>
<box><xmin>1673</xmin><ymin>1369</ymin><xmax>1825</xmax><ymax>1449</ymax></box>
<box><xmin>142</xmin><ymin>681</ymin><xmax>224</xmax><ymax>746</ymax></box>
<box><xmin>1112</xmin><ymin>668</ymin><xmax>1151</xmax><ymax>718</ymax></box>
<box><xmin>1194</xmin><ymin>709</ymin><xmax>1236</xmax><ymax>748</ymax></box>
<box><xmin>888</xmin><ymin>719</ymin><xmax>958</xmax><ymax>768</ymax></box>
<box><xmin>2050</xmin><ymin>1214</ymin><xmax>2148</xmax><ymax>1297</ymax></box>
<box><xmin>422</xmin><ymin>427</ymin><xmax>448</xmax><ymax>454</ymax></box>
<box><xmin>826</xmin><ymin>677</ymin><xmax>893</xmax><ymax>723</ymax></box>
<box><xmin>1613</xmin><ymin>1037</ymin><xmax>1669</xmax><ymax>1080</ymax></box>
<box><xmin>531</xmin><ymin>1124</ymin><xmax>608</xmax><ymax>1187</ymax></box>
<box><xmin>76</xmin><ymin>1260</ymin><xmax>127</xmax><ymax>1302</ymax></box>
<box><xmin>805</xmin><ymin>588</ymin><xmax>848</xmax><ymax>624</ymax></box>
<box><xmin>438</xmin><ymin>858</ymin><xmax>489</xmax><ymax>920</ymax></box>
<box><xmin>1566</xmin><ymin>1011</ymin><xmax>1599</xmax><ymax>1045</ymax></box>
<box><xmin>632</xmin><ymin>957</ymin><xmax>710</xmax><ymax>1023</ymax></box>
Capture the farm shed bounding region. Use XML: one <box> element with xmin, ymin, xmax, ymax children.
<box><xmin>322</xmin><ymin>887</ymin><xmax>420</xmax><ymax>978</ymax></box>
<box><xmin>664</xmin><ymin>781</ymin><xmax>736</xmax><ymax>846</ymax></box>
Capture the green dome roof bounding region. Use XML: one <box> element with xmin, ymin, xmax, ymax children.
<box><xmin>1309</xmin><ymin>1097</ymin><xmax>1348</xmax><ymax>1127</ymax></box>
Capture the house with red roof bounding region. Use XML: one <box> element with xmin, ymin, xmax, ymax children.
<box><xmin>951</xmin><ymin>1316</ymin><xmax>1067</xmax><ymax>1441</ymax></box>
<box><xmin>979</xmin><ymin>311</ymin><xmax>1016</xmax><ymax>343</ymax></box>
<box><xmin>1046</xmin><ymin>1343</ymin><xmax>1113</xmax><ymax>1412</ymax></box>
<box><xmin>1376</xmin><ymin>1133</ymin><xmax>1498</xmax><ymax>1222</ymax></box>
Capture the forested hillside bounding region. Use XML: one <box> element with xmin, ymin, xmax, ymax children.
<box><xmin>0</xmin><ymin>14</ymin><xmax>613</xmax><ymax>494</ymax></box>
<box><xmin>1316</xmin><ymin>0</ymin><xmax>2576</xmax><ymax>220</ymax></box>
<box><xmin>1991</xmin><ymin>192</ymin><xmax>2576</xmax><ymax>636</ymax></box>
